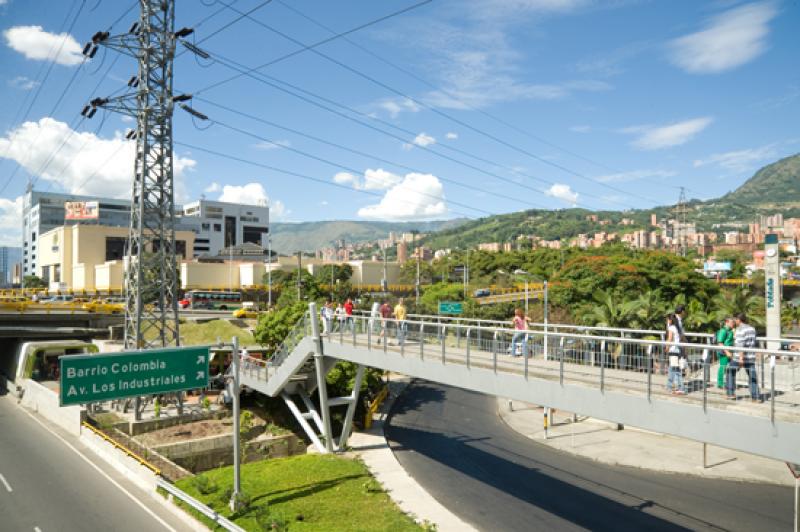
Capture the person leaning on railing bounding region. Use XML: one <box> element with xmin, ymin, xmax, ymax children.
<box><xmin>715</xmin><ymin>317</ymin><xmax>734</xmax><ymax>389</ymax></box>
<box><xmin>727</xmin><ymin>314</ymin><xmax>760</xmax><ymax>402</ymax></box>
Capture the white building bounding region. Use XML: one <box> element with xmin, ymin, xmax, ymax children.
<box><xmin>180</xmin><ymin>199</ymin><xmax>270</xmax><ymax>257</ymax></box>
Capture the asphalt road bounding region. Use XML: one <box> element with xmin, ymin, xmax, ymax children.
<box><xmin>0</xmin><ymin>392</ymin><xmax>191</xmax><ymax>532</ymax></box>
<box><xmin>385</xmin><ymin>381</ymin><xmax>794</xmax><ymax>532</ymax></box>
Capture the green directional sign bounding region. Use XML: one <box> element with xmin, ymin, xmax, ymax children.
<box><xmin>438</xmin><ymin>301</ymin><xmax>463</xmax><ymax>315</ymax></box>
<box><xmin>60</xmin><ymin>346</ymin><xmax>210</xmax><ymax>406</ymax></box>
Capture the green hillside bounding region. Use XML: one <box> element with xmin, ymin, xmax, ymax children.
<box><xmin>270</xmin><ymin>219</ymin><xmax>465</xmax><ymax>253</ymax></box>
<box><xmin>720</xmin><ymin>153</ymin><xmax>800</xmax><ymax>207</ymax></box>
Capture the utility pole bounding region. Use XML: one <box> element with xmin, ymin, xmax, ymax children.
<box><xmin>84</xmin><ymin>0</ymin><xmax>186</xmax><ymax>350</ymax></box>
<box><xmin>267</xmin><ymin>235</ymin><xmax>272</xmax><ymax>308</ymax></box>
<box><xmin>413</xmin><ymin>231</ymin><xmax>420</xmax><ymax>307</ymax></box>
<box><xmin>673</xmin><ymin>187</ymin><xmax>689</xmax><ymax>257</ymax></box>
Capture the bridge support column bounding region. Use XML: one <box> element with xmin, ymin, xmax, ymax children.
<box><xmin>338</xmin><ymin>364</ymin><xmax>365</xmax><ymax>450</ymax></box>
<box><xmin>310</xmin><ymin>302</ymin><xmax>334</xmax><ymax>453</ymax></box>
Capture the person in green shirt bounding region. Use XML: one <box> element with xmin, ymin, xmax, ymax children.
<box><xmin>715</xmin><ymin>317</ymin><xmax>734</xmax><ymax>388</ymax></box>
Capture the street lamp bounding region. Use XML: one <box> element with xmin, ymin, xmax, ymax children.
<box><xmin>266</xmin><ymin>235</ymin><xmax>272</xmax><ymax>308</ymax></box>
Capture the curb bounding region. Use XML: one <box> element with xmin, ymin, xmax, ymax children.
<box><xmin>348</xmin><ymin>377</ymin><xmax>477</xmax><ymax>532</ymax></box>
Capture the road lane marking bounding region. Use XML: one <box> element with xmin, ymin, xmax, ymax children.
<box><xmin>0</xmin><ymin>473</ymin><xmax>12</xmax><ymax>492</ymax></box>
<box><xmin>16</xmin><ymin>407</ymin><xmax>177</xmax><ymax>532</ymax></box>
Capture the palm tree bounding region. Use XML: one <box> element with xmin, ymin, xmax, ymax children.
<box><xmin>713</xmin><ymin>288</ymin><xmax>763</xmax><ymax>322</ymax></box>
<box><xmin>631</xmin><ymin>290</ymin><xmax>668</xmax><ymax>331</ymax></box>
<box><xmin>684</xmin><ymin>299</ymin><xmax>716</xmax><ymax>333</ymax></box>
<box><xmin>580</xmin><ymin>289</ymin><xmax>639</xmax><ymax>328</ymax></box>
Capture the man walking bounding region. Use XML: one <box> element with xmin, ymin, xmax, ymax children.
<box><xmin>344</xmin><ymin>298</ymin><xmax>355</xmax><ymax>333</ymax></box>
<box><xmin>377</xmin><ymin>300</ymin><xmax>392</xmax><ymax>345</ymax></box>
<box><xmin>726</xmin><ymin>314</ymin><xmax>760</xmax><ymax>402</ymax></box>
<box><xmin>394</xmin><ymin>298</ymin><xmax>407</xmax><ymax>345</ymax></box>
<box><xmin>715</xmin><ymin>317</ymin><xmax>734</xmax><ymax>389</ymax></box>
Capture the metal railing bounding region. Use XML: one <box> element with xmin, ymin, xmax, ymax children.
<box><xmin>156</xmin><ymin>477</ymin><xmax>245</xmax><ymax>532</ymax></box>
<box><xmin>326</xmin><ymin>314</ymin><xmax>800</xmax><ymax>424</ymax></box>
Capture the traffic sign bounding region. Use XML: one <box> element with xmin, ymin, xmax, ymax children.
<box><xmin>438</xmin><ymin>301</ymin><xmax>463</xmax><ymax>314</ymax></box>
<box><xmin>60</xmin><ymin>346</ymin><xmax>210</xmax><ymax>406</ymax></box>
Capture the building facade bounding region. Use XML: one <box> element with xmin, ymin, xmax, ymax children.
<box><xmin>0</xmin><ymin>246</ymin><xmax>22</xmax><ymax>287</ymax></box>
<box><xmin>180</xmin><ymin>199</ymin><xmax>270</xmax><ymax>257</ymax></box>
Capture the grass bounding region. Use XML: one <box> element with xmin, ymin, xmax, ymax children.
<box><xmin>172</xmin><ymin>454</ymin><xmax>422</xmax><ymax>531</ymax></box>
<box><xmin>178</xmin><ymin>319</ymin><xmax>255</xmax><ymax>346</ymax></box>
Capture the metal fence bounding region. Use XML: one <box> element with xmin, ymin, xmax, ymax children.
<box><xmin>324</xmin><ymin>314</ymin><xmax>800</xmax><ymax>424</ymax></box>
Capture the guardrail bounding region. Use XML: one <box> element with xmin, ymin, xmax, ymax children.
<box><xmin>156</xmin><ymin>477</ymin><xmax>245</xmax><ymax>532</ymax></box>
<box><xmin>364</xmin><ymin>385</ymin><xmax>389</xmax><ymax>429</ymax></box>
<box><xmin>81</xmin><ymin>421</ymin><xmax>161</xmax><ymax>476</ymax></box>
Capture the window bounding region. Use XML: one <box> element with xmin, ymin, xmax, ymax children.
<box><xmin>105</xmin><ymin>237</ymin><xmax>127</xmax><ymax>261</ymax></box>
<box><xmin>32</xmin><ymin>232</ymin><xmax>36</xmax><ymax>241</ymax></box>
<box><xmin>243</xmin><ymin>226</ymin><xmax>267</xmax><ymax>245</ymax></box>
<box><xmin>214</xmin><ymin>223</ymin><xmax>221</xmax><ymax>232</ymax></box>
<box><xmin>195</xmin><ymin>238</ymin><xmax>209</xmax><ymax>244</ymax></box>
<box><xmin>194</xmin><ymin>246</ymin><xmax>210</xmax><ymax>252</ymax></box>
<box><xmin>53</xmin><ymin>265</ymin><xmax>61</xmax><ymax>283</ymax></box>
<box><xmin>201</xmin><ymin>223</ymin><xmax>210</xmax><ymax>231</ymax></box>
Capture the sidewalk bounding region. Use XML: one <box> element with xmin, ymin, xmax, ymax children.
<box><xmin>348</xmin><ymin>377</ymin><xmax>477</xmax><ymax>532</ymax></box>
<box><xmin>498</xmin><ymin>397</ymin><xmax>795</xmax><ymax>486</ymax></box>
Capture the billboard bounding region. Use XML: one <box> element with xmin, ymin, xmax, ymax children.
<box><xmin>64</xmin><ymin>201</ymin><xmax>99</xmax><ymax>220</ymax></box>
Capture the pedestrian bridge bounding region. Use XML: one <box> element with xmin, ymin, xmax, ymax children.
<box><xmin>236</xmin><ymin>304</ymin><xmax>800</xmax><ymax>463</ymax></box>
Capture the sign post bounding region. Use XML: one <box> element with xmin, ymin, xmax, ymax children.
<box><xmin>59</xmin><ymin>346</ymin><xmax>209</xmax><ymax>406</ymax></box>
<box><xmin>764</xmin><ymin>234</ymin><xmax>781</xmax><ymax>350</ymax></box>
<box><xmin>438</xmin><ymin>301</ymin><xmax>463</xmax><ymax>315</ymax></box>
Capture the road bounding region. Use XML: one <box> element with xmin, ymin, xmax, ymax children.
<box><xmin>0</xmin><ymin>392</ymin><xmax>191</xmax><ymax>531</ymax></box>
<box><xmin>385</xmin><ymin>381</ymin><xmax>794</xmax><ymax>532</ymax></box>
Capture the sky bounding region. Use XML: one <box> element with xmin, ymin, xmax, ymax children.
<box><xmin>0</xmin><ymin>0</ymin><xmax>798</xmax><ymax>245</ymax></box>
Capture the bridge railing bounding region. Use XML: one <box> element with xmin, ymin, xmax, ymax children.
<box><xmin>326</xmin><ymin>314</ymin><xmax>799</xmax><ymax>424</ymax></box>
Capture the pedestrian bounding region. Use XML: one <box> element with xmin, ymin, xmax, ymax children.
<box><xmin>368</xmin><ymin>301</ymin><xmax>380</xmax><ymax>335</ymax></box>
<box><xmin>509</xmin><ymin>308</ymin><xmax>530</xmax><ymax>357</ymax></box>
<box><xmin>377</xmin><ymin>300</ymin><xmax>392</xmax><ymax>345</ymax></box>
<box><xmin>321</xmin><ymin>300</ymin><xmax>333</xmax><ymax>336</ymax></box>
<box><xmin>674</xmin><ymin>304</ymin><xmax>687</xmax><ymax>338</ymax></box>
<box><xmin>715</xmin><ymin>317</ymin><xmax>734</xmax><ymax>389</ymax></box>
<box><xmin>394</xmin><ymin>298</ymin><xmax>408</xmax><ymax>345</ymax></box>
<box><xmin>665</xmin><ymin>314</ymin><xmax>685</xmax><ymax>395</ymax></box>
<box><xmin>333</xmin><ymin>302</ymin><xmax>345</xmax><ymax>332</ymax></box>
<box><xmin>344</xmin><ymin>297</ymin><xmax>355</xmax><ymax>333</ymax></box>
<box><xmin>727</xmin><ymin>313</ymin><xmax>759</xmax><ymax>402</ymax></box>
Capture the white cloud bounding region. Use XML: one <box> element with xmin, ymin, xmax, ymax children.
<box><xmin>378</xmin><ymin>97</ymin><xmax>420</xmax><ymax>118</ymax></box>
<box><xmin>204</xmin><ymin>182</ymin><xmax>221</xmax><ymax>193</ymax></box>
<box><xmin>253</xmin><ymin>139</ymin><xmax>291</xmax><ymax>150</ymax></box>
<box><xmin>120</xmin><ymin>115</ymin><xmax>135</xmax><ymax>124</ymax></box>
<box><xmin>333</xmin><ymin>168</ymin><xmax>402</xmax><ymax>191</ymax></box>
<box><xmin>3</xmin><ymin>25</ymin><xmax>83</xmax><ymax>66</ymax></box>
<box><xmin>217</xmin><ymin>182</ymin><xmax>286</xmax><ymax>219</ymax></box>
<box><xmin>570</xmin><ymin>125</ymin><xmax>591</xmax><ymax>133</ymax></box>
<box><xmin>693</xmin><ymin>144</ymin><xmax>778</xmax><ymax>172</ymax></box>
<box><xmin>445</xmin><ymin>132</ymin><xmax>458</xmax><ymax>140</ymax></box>
<box><xmin>625</xmin><ymin>117</ymin><xmax>713</xmax><ymax>150</ymax></box>
<box><xmin>8</xmin><ymin>76</ymin><xmax>38</xmax><ymax>90</ymax></box>
<box><xmin>0</xmin><ymin>195</ymin><xmax>22</xmax><ymax>246</ymax></box>
<box><xmin>668</xmin><ymin>2</ymin><xmax>777</xmax><ymax>74</ymax></box>
<box><xmin>0</xmin><ymin>117</ymin><xmax>195</xmax><ymax>199</ymax></box>
<box><xmin>358</xmin><ymin>173</ymin><xmax>447</xmax><ymax>220</ymax></box>
<box><xmin>413</xmin><ymin>133</ymin><xmax>436</xmax><ymax>147</ymax></box>
<box><xmin>544</xmin><ymin>183</ymin><xmax>578</xmax><ymax>205</ymax></box>
<box><xmin>595</xmin><ymin>169</ymin><xmax>676</xmax><ymax>183</ymax></box>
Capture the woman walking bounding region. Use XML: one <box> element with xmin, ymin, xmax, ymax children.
<box><xmin>510</xmin><ymin>308</ymin><xmax>531</xmax><ymax>357</ymax></box>
<box><xmin>665</xmin><ymin>314</ymin><xmax>685</xmax><ymax>395</ymax></box>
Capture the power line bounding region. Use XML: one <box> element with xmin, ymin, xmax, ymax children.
<box><xmin>185</xmin><ymin>47</ymin><xmax>624</xmax><ymax>210</ymax></box>
<box><xmin>175</xmin><ymin>140</ymin><xmax>483</xmax><ymax>220</ymax></box>
<box><xmin>211</xmin><ymin>0</ymin><xmax>661</xmax><ymax>207</ymax></box>
<box><xmin>194</xmin><ymin>96</ymin><xmax>550</xmax><ymax>210</ymax></box>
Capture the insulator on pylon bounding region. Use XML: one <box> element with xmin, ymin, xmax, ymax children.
<box><xmin>82</xmin><ymin>42</ymin><xmax>92</xmax><ymax>55</ymax></box>
<box><xmin>86</xmin><ymin>108</ymin><xmax>98</xmax><ymax>119</ymax></box>
<box><xmin>174</xmin><ymin>27</ymin><xmax>194</xmax><ymax>38</ymax></box>
<box><xmin>172</xmin><ymin>93</ymin><xmax>192</xmax><ymax>102</ymax></box>
<box><xmin>179</xmin><ymin>104</ymin><xmax>208</xmax><ymax>120</ymax></box>
<box><xmin>128</xmin><ymin>76</ymin><xmax>138</xmax><ymax>87</ymax></box>
<box><xmin>125</xmin><ymin>130</ymin><xmax>136</xmax><ymax>140</ymax></box>
<box><xmin>88</xmin><ymin>46</ymin><xmax>99</xmax><ymax>59</ymax></box>
<box><xmin>129</xmin><ymin>22</ymin><xmax>139</xmax><ymax>34</ymax></box>
<box><xmin>80</xmin><ymin>105</ymin><xmax>91</xmax><ymax>117</ymax></box>
<box><xmin>181</xmin><ymin>42</ymin><xmax>210</xmax><ymax>59</ymax></box>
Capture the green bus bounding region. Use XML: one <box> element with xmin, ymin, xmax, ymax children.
<box><xmin>180</xmin><ymin>290</ymin><xmax>243</xmax><ymax>311</ymax></box>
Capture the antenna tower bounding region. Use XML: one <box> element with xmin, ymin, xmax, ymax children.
<box><xmin>673</xmin><ymin>186</ymin><xmax>689</xmax><ymax>257</ymax></box>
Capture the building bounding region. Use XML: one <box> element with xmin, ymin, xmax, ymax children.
<box><xmin>650</xmin><ymin>213</ymin><xmax>658</xmax><ymax>227</ymax></box>
<box><xmin>0</xmin><ymin>246</ymin><xmax>22</xmax><ymax>287</ymax></box>
<box><xmin>396</xmin><ymin>241</ymin><xmax>407</xmax><ymax>263</ymax></box>
<box><xmin>37</xmin><ymin>224</ymin><xmax>195</xmax><ymax>291</ymax></box>
<box><xmin>180</xmin><ymin>199</ymin><xmax>269</xmax><ymax>257</ymax></box>
<box><xmin>22</xmin><ymin>189</ymin><xmax>132</xmax><ymax>278</ymax></box>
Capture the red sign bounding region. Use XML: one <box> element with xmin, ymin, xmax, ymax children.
<box><xmin>65</xmin><ymin>201</ymin><xmax>99</xmax><ymax>220</ymax></box>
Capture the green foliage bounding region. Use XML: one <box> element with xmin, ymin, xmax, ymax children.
<box><xmin>255</xmin><ymin>507</ymin><xmax>288</xmax><ymax>532</ymax></box>
<box><xmin>201</xmin><ymin>396</ymin><xmax>211</xmax><ymax>411</ymax></box>
<box><xmin>419</xmin><ymin>283</ymin><xmax>465</xmax><ymax>314</ymax></box>
<box><xmin>154</xmin><ymin>398</ymin><xmax>161</xmax><ymax>418</ymax></box>
<box><xmin>192</xmin><ymin>474</ymin><xmax>218</xmax><ymax>495</ymax></box>
<box><xmin>254</xmin><ymin>302</ymin><xmax>307</xmax><ymax>352</ymax></box>
<box><xmin>326</xmin><ymin>361</ymin><xmax>384</xmax><ymax>398</ymax></box>
<box><xmin>23</xmin><ymin>275</ymin><xmax>47</xmax><ymax>288</ymax></box>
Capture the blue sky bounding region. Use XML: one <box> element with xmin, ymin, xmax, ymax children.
<box><xmin>0</xmin><ymin>0</ymin><xmax>798</xmax><ymax>244</ymax></box>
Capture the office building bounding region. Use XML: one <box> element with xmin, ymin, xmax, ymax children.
<box><xmin>0</xmin><ymin>246</ymin><xmax>22</xmax><ymax>287</ymax></box>
<box><xmin>180</xmin><ymin>199</ymin><xmax>270</xmax><ymax>257</ymax></box>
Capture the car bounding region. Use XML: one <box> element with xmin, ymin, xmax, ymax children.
<box><xmin>82</xmin><ymin>301</ymin><xmax>124</xmax><ymax>314</ymax></box>
<box><xmin>473</xmin><ymin>288</ymin><xmax>491</xmax><ymax>298</ymax></box>
<box><xmin>40</xmin><ymin>295</ymin><xmax>75</xmax><ymax>304</ymax></box>
<box><xmin>178</xmin><ymin>298</ymin><xmax>190</xmax><ymax>309</ymax></box>
<box><xmin>232</xmin><ymin>308</ymin><xmax>259</xmax><ymax>319</ymax></box>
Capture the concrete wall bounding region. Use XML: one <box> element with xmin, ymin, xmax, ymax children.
<box><xmin>180</xmin><ymin>262</ymin><xmax>240</xmax><ymax>290</ymax></box>
<box><xmin>20</xmin><ymin>379</ymin><xmax>85</xmax><ymax>435</ymax></box>
<box><xmin>239</xmin><ymin>262</ymin><xmax>266</xmax><ymax>287</ymax></box>
<box><xmin>95</xmin><ymin>260</ymin><xmax>124</xmax><ymax>291</ymax></box>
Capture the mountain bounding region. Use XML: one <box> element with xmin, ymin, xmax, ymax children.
<box><xmin>422</xmin><ymin>153</ymin><xmax>800</xmax><ymax>250</ymax></box>
<box><xmin>270</xmin><ymin>219</ymin><xmax>466</xmax><ymax>253</ymax></box>
<box><xmin>719</xmin><ymin>153</ymin><xmax>800</xmax><ymax>208</ymax></box>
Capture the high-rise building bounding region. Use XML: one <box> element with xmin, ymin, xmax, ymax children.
<box><xmin>180</xmin><ymin>199</ymin><xmax>269</xmax><ymax>257</ymax></box>
<box><xmin>397</xmin><ymin>241</ymin><xmax>407</xmax><ymax>263</ymax></box>
<box><xmin>0</xmin><ymin>246</ymin><xmax>22</xmax><ymax>287</ymax></box>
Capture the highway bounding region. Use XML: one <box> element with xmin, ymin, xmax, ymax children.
<box><xmin>385</xmin><ymin>381</ymin><xmax>794</xmax><ymax>532</ymax></box>
<box><xmin>0</xmin><ymin>391</ymin><xmax>191</xmax><ymax>531</ymax></box>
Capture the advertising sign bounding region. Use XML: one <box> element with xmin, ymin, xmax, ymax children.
<box><xmin>764</xmin><ymin>234</ymin><xmax>781</xmax><ymax>350</ymax></box>
<box><xmin>64</xmin><ymin>201</ymin><xmax>99</xmax><ymax>220</ymax></box>
<box><xmin>60</xmin><ymin>346</ymin><xmax>209</xmax><ymax>406</ymax></box>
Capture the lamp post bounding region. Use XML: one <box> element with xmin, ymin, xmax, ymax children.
<box><xmin>267</xmin><ymin>235</ymin><xmax>272</xmax><ymax>308</ymax></box>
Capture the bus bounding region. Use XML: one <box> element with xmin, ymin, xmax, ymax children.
<box><xmin>180</xmin><ymin>290</ymin><xmax>243</xmax><ymax>310</ymax></box>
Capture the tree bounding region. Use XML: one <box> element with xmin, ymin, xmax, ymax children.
<box><xmin>579</xmin><ymin>289</ymin><xmax>639</xmax><ymax>328</ymax></box>
<box><xmin>254</xmin><ymin>302</ymin><xmax>307</xmax><ymax>352</ymax></box>
<box><xmin>23</xmin><ymin>275</ymin><xmax>47</xmax><ymax>289</ymax></box>
<box><xmin>631</xmin><ymin>290</ymin><xmax>668</xmax><ymax>330</ymax></box>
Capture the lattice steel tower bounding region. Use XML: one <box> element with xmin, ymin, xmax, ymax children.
<box><xmin>83</xmin><ymin>1</ymin><xmax>183</xmax><ymax>349</ymax></box>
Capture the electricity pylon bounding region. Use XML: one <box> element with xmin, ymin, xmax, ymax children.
<box><xmin>83</xmin><ymin>1</ymin><xmax>190</xmax><ymax>349</ymax></box>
